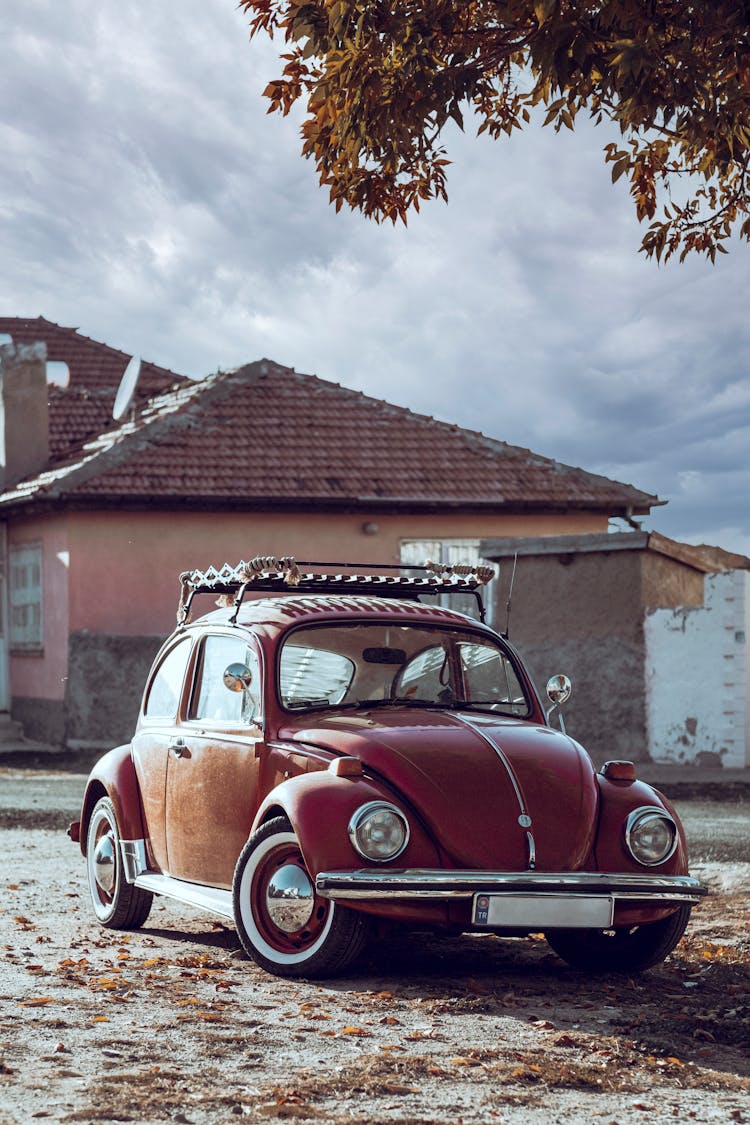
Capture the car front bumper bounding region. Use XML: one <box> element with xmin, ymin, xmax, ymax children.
<box><xmin>315</xmin><ymin>869</ymin><xmax>706</xmax><ymax>926</ymax></box>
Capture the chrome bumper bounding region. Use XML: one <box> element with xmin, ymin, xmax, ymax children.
<box><xmin>315</xmin><ymin>869</ymin><xmax>707</xmax><ymax>904</ymax></box>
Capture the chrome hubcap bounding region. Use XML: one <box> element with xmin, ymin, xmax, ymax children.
<box><xmin>266</xmin><ymin>863</ymin><xmax>314</xmax><ymax>932</ymax></box>
<box><xmin>94</xmin><ymin>832</ymin><xmax>116</xmax><ymax>896</ymax></box>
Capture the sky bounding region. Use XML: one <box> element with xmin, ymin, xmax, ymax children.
<box><xmin>2</xmin><ymin>0</ymin><xmax>749</xmax><ymax>554</ymax></box>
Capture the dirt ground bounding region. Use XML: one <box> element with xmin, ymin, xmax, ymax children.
<box><xmin>0</xmin><ymin>782</ymin><xmax>748</xmax><ymax>1125</ymax></box>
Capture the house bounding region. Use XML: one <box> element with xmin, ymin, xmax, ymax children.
<box><xmin>0</xmin><ymin>317</ymin><xmax>660</xmax><ymax>749</ymax></box>
<box><xmin>480</xmin><ymin>531</ymin><xmax>750</xmax><ymax>768</ymax></box>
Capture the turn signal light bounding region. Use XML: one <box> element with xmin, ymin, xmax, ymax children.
<box><xmin>329</xmin><ymin>757</ymin><xmax>363</xmax><ymax>778</ymax></box>
<box><xmin>600</xmin><ymin>760</ymin><xmax>637</xmax><ymax>782</ymax></box>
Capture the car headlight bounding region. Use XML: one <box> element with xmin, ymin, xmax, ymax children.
<box><xmin>625</xmin><ymin>806</ymin><xmax>678</xmax><ymax>866</ymax></box>
<box><xmin>348</xmin><ymin>802</ymin><xmax>410</xmax><ymax>862</ymax></box>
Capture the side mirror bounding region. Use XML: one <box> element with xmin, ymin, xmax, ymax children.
<box><xmin>546</xmin><ymin>674</ymin><xmax>572</xmax><ymax>707</ymax></box>
<box><xmin>546</xmin><ymin>674</ymin><xmax>571</xmax><ymax>734</ymax></box>
<box><xmin>223</xmin><ymin>663</ymin><xmax>254</xmax><ymax>693</ymax></box>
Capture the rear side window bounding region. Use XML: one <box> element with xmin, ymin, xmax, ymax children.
<box><xmin>144</xmin><ymin>639</ymin><xmax>192</xmax><ymax>719</ymax></box>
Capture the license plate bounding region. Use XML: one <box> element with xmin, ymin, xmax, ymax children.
<box><xmin>472</xmin><ymin>893</ymin><xmax>614</xmax><ymax>929</ymax></box>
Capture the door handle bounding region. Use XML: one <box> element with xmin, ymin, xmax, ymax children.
<box><xmin>169</xmin><ymin>738</ymin><xmax>187</xmax><ymax>758</ymax></box>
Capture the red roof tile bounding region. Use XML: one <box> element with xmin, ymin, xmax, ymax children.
<box><xmin>0</xmin><ymin>356</ymin><xmax>660</xmax><ymax>516</ymax></box>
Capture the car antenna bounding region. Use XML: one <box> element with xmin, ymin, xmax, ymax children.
<box><xmin>503</xmin><ymin>553</ymin><xmax>518</xmax><ymax>639</ymax></box>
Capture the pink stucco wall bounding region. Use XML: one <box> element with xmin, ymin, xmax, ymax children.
<box><xmin>7</xmin><ymin>507</ymin><xmax>606</xmax><ymax>719</ymax></box>
<box><xmin>66</xmin><ymin>509</ymin><xmax>607</xmax><ymax>635</ymax></box>
<box><xmin>8</xmin><ymin>516</ymin><xmax>69</xmax><ymax>701</ymax></box>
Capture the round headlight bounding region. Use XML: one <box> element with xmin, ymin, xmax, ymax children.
<box><xmin>348</xmin><ymin>802</ymin><xmax>409</xmax><ymax>862</ymax></box>
<box><xmin>625</xmin><ymin>807</ymin><xmax>678</xmax><ymax>866</ymax></box>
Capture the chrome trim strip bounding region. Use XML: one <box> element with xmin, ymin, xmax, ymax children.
<box><xmin>452</xmin><ymin>714</ymin><xmax>527</xmax><ymax>813</ymax></box>
<box><xmin>120</xmin><ymin>839</ymin><xmax>148</xmax><ymax>884</ymax></box>
<box><xmin>134</xmin><ymin>872</ymin><xmax>234</xmax><ymax>919</ymax></box>
<box><xmin>315</xmin><ymin>868</ymin><xmax>707</xmax><ymax>901</ymax></box>
<box><xmin>452</xmin><ymin>712</ymin><xmax>537</xmax><ymax>870</ymax></box>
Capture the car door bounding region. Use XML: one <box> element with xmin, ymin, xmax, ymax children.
<box><xmin>131</xmin><ymin>634</ymin><xmax>196</xmax><ymax>873</ymax></box>
<box><xmin>164</xmin><ymin>631</ymin><xmax>264</xmax><ymax>888</ymax></box>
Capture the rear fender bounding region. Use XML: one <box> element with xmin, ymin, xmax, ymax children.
<box><xmin>79</xmin><ymin>746</ymin><xmax>146</xmax><ymax>857</ymax></box>
<box><xmin>252</xmin><ymin>769</ymin><xmax>440</xmax><ymax>878</ymax></box>
<box><xmin>595</xmin><ymin>776</ymin><xmax>689</xmax><ymax>875</ymax></box>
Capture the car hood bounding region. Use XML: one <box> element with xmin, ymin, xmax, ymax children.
<box><xmin>278</xmin><ymin>709</ymin><xmax>598</xmax><ymax>871</ymax></box>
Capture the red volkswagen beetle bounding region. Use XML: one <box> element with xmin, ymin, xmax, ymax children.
<box><xmin>70</xmin><ymin>557</ymin><xmax>705</xmax><ymax>978</ymax></box>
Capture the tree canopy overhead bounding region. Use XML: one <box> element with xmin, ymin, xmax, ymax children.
<box><xmin>240</xmin><ymin>1</ymin><xmax>750</xmax><ymax>261</ymax></box>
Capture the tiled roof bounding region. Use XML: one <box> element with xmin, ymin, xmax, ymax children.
<box><xmin>0</xmin><ymin>317</ymin><xmax>185</xmax><ymax>459</ymax></box>
<box><xmin>0</xmin><ymin>356</ymin><xmax>660</xmax><ymax>516</ymax></box>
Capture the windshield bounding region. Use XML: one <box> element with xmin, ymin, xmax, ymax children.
<box><xmin>278</xmin><ymin>622</ymin><xmax>530</xmax><ymax>716</ymax></box>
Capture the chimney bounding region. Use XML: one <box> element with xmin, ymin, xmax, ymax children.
<box><xmin>0</xmin><ymin>341</ymin><xmax>50</xmax><ymax>491</ymax></box>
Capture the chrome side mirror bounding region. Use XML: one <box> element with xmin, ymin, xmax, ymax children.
<box><xmin>546</xmin><ymin>674</ymin><xmax>572</xmax><ymax>733</ymax></box>
<box><xmin>546</xmin><ymin>674</ymin><xmax>572</xmax><ymax>707</ymax></box>
<box><xmin>223</xmin><ymin>663</ymin><xmax>254</xmax><ymax>693</ymax></box>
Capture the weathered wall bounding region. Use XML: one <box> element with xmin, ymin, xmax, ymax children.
<box><xmin>641</xmin><ymin>550</ymin><xmax>705</xmax><ymax>609</ymax></box>
<box><xmin>64</xmin><ymin>632</ymin><xmax>164</xmax><ymax>749</ymax></box>
<box><xmin>13</xmin><ymin>633</ymin><xmax>163</xmax><ymax>747</ymax></box>
<box><xmin>645</xmin><ymin>571</ymin><xmax>748</xmax><ymax>767</ymax></box>
<box><xmin>10</xmin><ymin>696</ymin><xmax>67</xmax><ymax>746</ymax></box>
<box><xmin>487</xmin><ymin>549</ymin><xmax>650</xmax><ymax>764</ymax></box>
<box><xmin>481</xmin><ymin>536</ymin><xmax>713</xmax><ymax>766</ymax></box>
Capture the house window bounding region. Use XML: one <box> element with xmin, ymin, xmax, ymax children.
<box><xmin>400</xmin><ymin>539</ymin><xmax>494</xmax><ymax>623</ymax></box>
<box><xmin>9</xmin><ymin>544</ymin><xmax>43</xmax><ymax>651</ymax></box>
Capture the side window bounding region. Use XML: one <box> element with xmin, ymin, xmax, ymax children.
<box><xmin>144</xmin><ymin>639</ymin><xmax>192</xmax><ymax>720</ymax></box>
<box><xmin>9</xmin><ymin>543</ymin><xmax>43</xmax><ymax>651</ymax></box>
<box><xmin>191</xmin><ymin>635</ymin><xmax>261</xmax><ymax>724</ymax></box>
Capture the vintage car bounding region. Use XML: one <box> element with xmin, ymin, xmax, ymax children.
<box><xmin>70</xmin><ymin>556</ymin><xmax>706</xmax><ymax>978</ymax></box>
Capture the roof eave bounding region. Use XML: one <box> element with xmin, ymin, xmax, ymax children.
<box><xmin>0</xmin><ymin>491</ymin><xmax>661</xmax><ymax>518</ymax></box>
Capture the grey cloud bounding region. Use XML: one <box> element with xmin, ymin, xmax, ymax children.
<box><xmin>1</xmin><ymin>0</ymin><xmax>748</xmax><ymax>553</ymax></box>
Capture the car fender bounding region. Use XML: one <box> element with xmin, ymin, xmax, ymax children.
<box><xmin>252</xmin><ymin>768</ymin><xmax>441</xmax><ymax>878</ymax></box>
<box><xmin>594</xmin><ymin>775</ymin><xmax>689</xmax><ymax>875</ymax></box>
<box><xmin>78</xmin><ymin>746</ymin><xmax>146</xmax><ymax>857</ymax></box>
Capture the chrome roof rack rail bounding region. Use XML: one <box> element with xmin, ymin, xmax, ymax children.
<box><xmin>177</xmin><ymin>556</ymin><xmax>495</xmax><ymax>626</ymax></box>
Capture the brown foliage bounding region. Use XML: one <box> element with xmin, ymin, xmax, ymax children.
<box><xmin>240</xmin><ymin>0</ymin><xmax>750</xmax><ymax>260</ymax></box>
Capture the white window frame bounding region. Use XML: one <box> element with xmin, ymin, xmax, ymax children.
<box><xmin>399</xmin><ymin>538</ymin><xmax>494</xmax><ymax>624</ymax></box>
<box><xmin>9</xmin><ymin>543</ymin><xmax>43</xmax><ymax>653</ymax></box>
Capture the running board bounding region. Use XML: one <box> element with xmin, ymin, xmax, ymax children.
<box><xmin>134</xmin><ymin>873</ymin><xmax>234</xmax><ymax>920</ymax></box>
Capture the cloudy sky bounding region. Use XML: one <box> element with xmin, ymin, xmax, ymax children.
<box><xmin>2</xmin><ymin>0</ymin><xmax>749</xmax><ymax>553</ymax></box>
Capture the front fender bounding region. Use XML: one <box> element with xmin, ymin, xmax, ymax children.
<box><xmin>594</xmin><ymin>775</ymin><xmax>689</xmax><ymax>875</ymax></box>
<box><xmin>253</xmin><ymin>769</ymin><xmax>441</xmax><ymax>878</ymax></box>
<box><xmin>79</xmin><ymin>745</ymin><xmax>146</xmax><ymax>856</ymax></box>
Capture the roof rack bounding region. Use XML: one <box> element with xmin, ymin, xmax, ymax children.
<box><xmin>177</xmin><ymin>555</ymin><xmax>495</xmax><ymax>625</ymax></box>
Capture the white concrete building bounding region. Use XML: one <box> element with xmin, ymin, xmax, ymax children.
<box><xmin>645</xmin><ymin>570</ymin><xmax>749</xmax><ymax>768</ymax></box>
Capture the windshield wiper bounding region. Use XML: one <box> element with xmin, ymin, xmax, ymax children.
<box><xmin>285</xmin><ymin>698</ymin><xmax>335</xmax><ymax>711</ymax></box>
<box><xmin>460</xmin><ymin>700</ymin><xmax>528</xmax><ymax>715</ymax></box>
<box><xmin>351</xmin><ymin>697</ymin><xmax>455</xmax><ymax>710</ymax></box>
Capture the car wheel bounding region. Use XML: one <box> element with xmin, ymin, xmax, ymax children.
<box><xmin>233</xmin><ymin>816</ymin><xmax>369</xmax><ymax>978</ymax></box>
<box><xmin>545</xmin><ymin>905</ymin><xmax>691</xmax><ymax>973</ymax></box>
<box><xmin>86</xmin><ymin>797</ymin><xmax>153</xmax><ymax>929</ymax></box>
